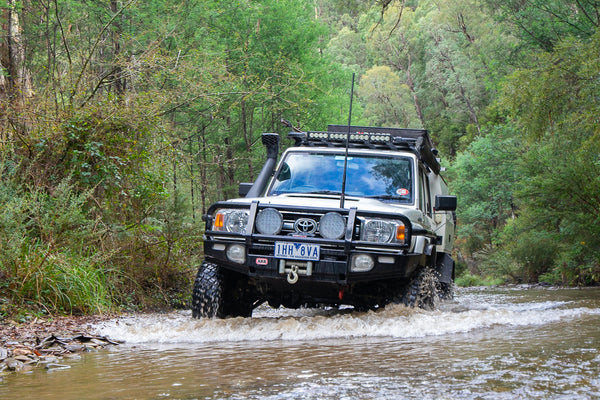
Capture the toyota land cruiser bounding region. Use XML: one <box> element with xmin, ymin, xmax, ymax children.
<box><xmin>192</xmin><ymin>125</ymin><xmax>456</xmax><ymax>318</ymax></box>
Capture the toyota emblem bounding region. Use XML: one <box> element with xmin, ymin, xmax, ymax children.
<box><xmin>294</xmin><ymin>218</ymin><xmax>317</xmax><ymax>234</ymax></box>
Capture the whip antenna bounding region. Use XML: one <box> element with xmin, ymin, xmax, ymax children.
<box><xmin>340</xmin><ymin>73</ymin><xmax>355</xmax><ymax>209</ymax></box>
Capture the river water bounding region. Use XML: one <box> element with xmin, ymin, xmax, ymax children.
<box><xmin>1</xmin><ymin>287</ymin><xmax>599</xmax><ymax>399</ymax></box>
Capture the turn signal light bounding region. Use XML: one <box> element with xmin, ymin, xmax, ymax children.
<box><xmin>396</xmin><ymin>225</ymin><xmax>405</xmax><ymax>242</ymax></box>
<box><xmin>214</xmin><ymin>213</ymin><xmax>225</xmax><ymax>230</ymax></box>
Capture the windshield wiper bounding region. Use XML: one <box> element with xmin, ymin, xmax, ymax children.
<box><xmin>304</xmin><ymin>190</ymin><xmax>343</xmax><ymax>195</ymax></box>
<box><xmin>365</xmin><ymin>194</ymin><xmax>406</xmax><ymax>200</ymax></box>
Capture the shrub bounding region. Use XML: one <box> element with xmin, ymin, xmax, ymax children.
<box><xmin>1</xmin><ymin>107</ymin><xmax>201</xmax><ymax>316</ymax></box>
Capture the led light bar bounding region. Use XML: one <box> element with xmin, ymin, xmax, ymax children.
<box><xmin>286</xmin><ymin>125</ymin><xmax>441</xmax><ymax>174</ymax></box>
<box><xmin>306</xmin><ymin>130</ymin><xmax>392</xmax><ymax>144</ymax></box>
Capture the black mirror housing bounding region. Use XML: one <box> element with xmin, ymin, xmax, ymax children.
<box><xmin>435</xmin><ymin>195</ymin><xmax>457</xmax><ymax>211</ymax></box>
<box><xmin>239</xmin><ymin>183</ymin><xmax>253</xmax><ymax>197</ymax></box>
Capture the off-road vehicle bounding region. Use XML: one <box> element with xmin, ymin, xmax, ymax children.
<box><xmin>192</xmin><ymin>124</ymin><xmax>457</xmax><ymax>318</ymax></box>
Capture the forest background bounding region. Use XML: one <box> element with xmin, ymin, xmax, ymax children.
<box><xmin>1</xmin><ymin>0</ymin><xmax>599</xmax><ymax>317</ymax></box>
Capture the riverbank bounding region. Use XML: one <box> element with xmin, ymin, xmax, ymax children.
<box><xmin>0</xmin><ymin>315</ymin><xmax>118</xmax><ymax>376</ymax></box>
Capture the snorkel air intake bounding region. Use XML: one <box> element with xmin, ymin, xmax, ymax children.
<box><xmin>245</xmin><ymin>133</ymin><xmax>280</xmax><ymax>198</ymax></box>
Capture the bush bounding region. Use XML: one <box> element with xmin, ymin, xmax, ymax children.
<box><xmin>0</xmin><ymin>171</ymin><xmax>112</xmax><ymax>313</ymax></box>
<box><xmin>0</xmin><ymin>108</ymin><xmax>201</xmax><ymax>316</ymax></box>
<box><xmin>455</xmin><ymin>272</ymin><xmax>504</xmax><ymax>287</ymax></box>
<box><xmin>539</xmin><ymin>242</ymin><xmax>600</xmax><ymax>286</ymax></box>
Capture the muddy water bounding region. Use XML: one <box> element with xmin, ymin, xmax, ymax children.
<box><xmin>1</xmin><ymin>287</ymin><xmax>599</xmax><ymax>399</ymax></box>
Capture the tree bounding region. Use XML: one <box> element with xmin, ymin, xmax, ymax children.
<box><xmin>1</xmin><ymin>0</ymin><xmax>33</xmax><ymax>142</ymax></box>
<box><xmin>450</xmin><ymin>125</ymin><xmax>521</xmax><ymax>257</ymax></box>
<box><xmin>335</xmin><ymin>0</ymin><xmax>519</xmax><ymax>156</ymax></box>
<box><xmin>482</xmin><ymin>0</ymin><xmax>600</xmax><ymax>52</ymax></box>
<box><xmin>494</xmin><ymin>30</ymin><xmax>600</xmax><ymax>283</ymax></box>
<box><xmin>357</xmin><ymin>65</ymin><xmax>417</xmax><ymax>127</ymax></box>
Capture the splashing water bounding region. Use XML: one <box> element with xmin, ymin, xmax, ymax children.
<box><xmin>93</xmin><ymin>287</ymin><xmax>600</xmax><ymax>345</ymax></box>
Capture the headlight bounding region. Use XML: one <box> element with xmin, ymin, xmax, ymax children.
<box><xmin>319</xmin><ymin>212</ymin><xmax>345</xmax><ymax>239</ymax></box>
<box><xmin>255</xmin><ymin>208</ymin><xmax>283</xmax><ymax>235</ymax></box>
<box><xmin>361</xmin><ymin>218</ymin><xmax>406</xmax><ymax>244</ymax></box>
<box><xmin>213</xmin><ymin>209</ymin><xmax>249</xmax><ymax>233</ymax></box>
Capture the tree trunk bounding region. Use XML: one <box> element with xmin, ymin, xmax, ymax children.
<box><xmin>199</xmin><ymin>128</ymin><xmax>208</xmax><ymax>214</ymax></box>
<box><xmin>0</xmin><ymin>0</ymin><xmax>33</xmax><ymax>143</ymax></box>
<box><xmin>224</xmin><ymin>136</ymin><xmax>236</xmax><ymax>198</ymax></box>
<box><xmin>241</xmin><ymin>98</ymin><xmax>255</xmax><ymax>181</ymax></box>
<box><xmin>405</xmin><ymin>53</ymin><xmax>425</xmax><ymax>127</ymax></box>
<box><xmin>432</xmin><ymin>34</ymin><xmax>481</xmax><ymax>135</ymax></box>
<box><xmin>109</xmin><ymin>0</ymin><xmax>126</xmax><ymax>97</ymax></box>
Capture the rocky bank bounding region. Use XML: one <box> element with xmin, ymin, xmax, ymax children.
<box><xmin>0</xmin><ymin>315</ymin><xmax>119</xmax><ymax>376</ymax></box>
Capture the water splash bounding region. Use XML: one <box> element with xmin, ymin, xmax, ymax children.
<box><xmin>93</xmin><ymin>292</ymin><xmax>600</xmax><ymax>344</ymax></box>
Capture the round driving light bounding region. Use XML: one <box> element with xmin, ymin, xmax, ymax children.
<box><xmin>226</xmin><ymin>244</ymin><xmax>246</xmax><ymax>264</ymax></box>
<box><xmin>319</xmin><ymin>212</ymin><xmax>346</xmax><ymax>239</ymax></box>
<box><xmin>351</xmin><ymin>253</ymin><xmax>374</xmax><ymax>272</ymax></box>
<box><xmin>256</xmin><ymin>208</ymin><xmax>283</xmax><ymax>235</ymax></box>
<box><xmin>364</xmin><ymin>220</ymin><xmax>394</xmax><ymax>243</ymax></box>
<box><xmin>225</xmin><ymin>210</ymin><xmax>249</xmax><ymax>233</ymax></box>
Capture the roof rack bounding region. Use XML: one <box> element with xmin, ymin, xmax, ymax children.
<box><xmin>288</xmin><ymin>125</ymin><xmax>441</xmax><ymax>174</ymax></box>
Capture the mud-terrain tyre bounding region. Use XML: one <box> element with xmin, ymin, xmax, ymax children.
<box><xmin>402</xmin><ymin>266</ymin><xmax>439</xmax><ymax>310</ymax></box>
<box><xmin>192</xmin><ymin>262</ymin><xmax>256</xmax><ymax>319</ymax></box>
<box><xmin>192</xmin><ymin>262</ymin><xmax>226</xmax><ymax>319</ymax></box>
<box><xmin>438</xmin><ymin>282</ymin><xmax>454</xmax><ymax>301</ymax></box>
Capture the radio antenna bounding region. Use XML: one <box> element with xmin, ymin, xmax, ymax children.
<box><xmin>340</xmin><ymin>73</ymin><xmax>355</xmax><ymax>209</ymax></box>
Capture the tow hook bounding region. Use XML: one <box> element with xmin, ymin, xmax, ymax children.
<box><xmin>287</xmin><ymin>265</ymin><xmax>299</xmax><ymax>284</ymax></box>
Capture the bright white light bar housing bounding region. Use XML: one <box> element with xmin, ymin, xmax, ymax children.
<box><xmin>305</xmin><ymin>130</ymin><xmax>392</xmax><ymax>144</ymax></box>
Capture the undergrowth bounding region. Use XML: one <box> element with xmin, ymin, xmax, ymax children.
<box><xmin>0</xmin><ymin>109</ymin><xmax>201</xmax><ymax>317</ymax></box>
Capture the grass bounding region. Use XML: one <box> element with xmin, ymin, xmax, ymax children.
<box><xmin>455</xmin><ymin>273</ymin><xmax>505</xmax><ymax>287</ymax></box>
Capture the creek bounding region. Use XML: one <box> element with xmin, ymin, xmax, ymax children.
<box><xmin>1</xmin><ymin>287</ymin><xmax>599</xmax><ymax>399</ymax></box>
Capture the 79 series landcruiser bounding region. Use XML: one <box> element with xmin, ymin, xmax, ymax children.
<box><xmin>192</xmin><ymin>125</ymin><xmax>457</xmax><ymax>318</ymax></box>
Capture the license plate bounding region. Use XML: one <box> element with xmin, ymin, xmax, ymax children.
<box><xmin>274</xmin><ymin>241</ymin><xmax>320</xmax><ymax>261</ymax></box>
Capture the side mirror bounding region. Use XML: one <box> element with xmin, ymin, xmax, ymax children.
<box><xmin>435</xmin><ymin>195</ymin><xmax>457</xmax><ymax>211</ymax></box>
<box><xmin>239</xmin><ymin>183</ymin><xmax>253</xmax><ymax>197</ymax></box>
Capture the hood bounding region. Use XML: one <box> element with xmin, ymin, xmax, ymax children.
<box><xmin>224</xmin><ymin>193</ymin><xmax>423</xmax><ymax>221</ymax></box>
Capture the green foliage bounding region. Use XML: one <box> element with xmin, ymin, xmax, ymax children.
<box><xmin>482</xmin><ymin>0</ymin><xmax>600</xmax><ymax>52</ymax></box>
<box><xmin>500</xmin><ymin>219</ymin><xmax>559</xmax><ymax>281</ymax></box>
<box><xmin>455</xmin><ymin>272</ymin><xmax>504</xmax><ymax>287</ymax></box>
<box><xmin>449</xmin><ymin>125</ymin><xmax>521</xmax><ymax>255</ymax></box>
<box><xmin>324</xmin><ymin>0</ymin><xmax>520</xmax><ymax>156</ymax></box>
<box><xmin>13</xmin><ymin>248</ymin><xmax>115</xmax><ymax>315</ymax></box>
<box><xmin>539</xmin><ymin>242</ymin><xmax>600</xmax><ymax>286</ymax></box>
<box><xmin>1</xmin><ymin>102</ymin><xmax>199</xmax><ymax>315</ymax></box>
<box><xmin>357</xmin><ymin>65</ymin><xmax>418</xmax><ymax>127</ymax></box>
<box><xmin>453</xmin><ymin>28</ymin><xmax>600</xmax><ymax>284</ymax></box>
<box><xmin>0</xmin><ymin>174</ymin><xmax>112</xmax><ymax>314</ymax></box>
<box><xmin>497</xmin><ymin>30</ymin><xmax>600</xmax><ymax>283</ymax></box>
<box><xmin>2</xmin><ymin>0</ymin><xmax>600</xmax><ymax>319</ymax></box>
<box><xmin>473</xmin><ymin>247</ymin><xmax>522</xmax><ymax>284</ymax></box>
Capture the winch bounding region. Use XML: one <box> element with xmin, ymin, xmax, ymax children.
<box><xmin>279</xmin><ymin>260</ymin><xmax>313</xmax><ymax>284</ymax></box>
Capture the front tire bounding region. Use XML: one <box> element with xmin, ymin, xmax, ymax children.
<box><xmin>192</xmin><ymin>262</ymin><xmax>225</xmax><ymax>318</ymax></box>
<box><xmin>191</xmin><ymin>262</ymin><xmax>256</xmax><ymax>319</ymax></box>
<box><xmin>438</xmin><ymin>282</ymin><xmax>454</xmax><ymax>301</ymax></box>
<box><xmin>402</xmin><ymin>266</ymin><xmax>439</xmax><ymax>309</ymax></box>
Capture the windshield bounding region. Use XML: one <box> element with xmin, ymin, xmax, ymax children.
<box><xmin>268</xmin><ymin>152</ymin><xmax>414</xmax><ymax>204</ymax></box>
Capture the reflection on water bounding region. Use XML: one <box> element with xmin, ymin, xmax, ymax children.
<box><xmin>1</xmin><ymin>287</ymin><xmax>599</xmax><ymax>399</ymax></box>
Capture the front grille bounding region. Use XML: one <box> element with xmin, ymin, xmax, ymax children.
<box><xmin>277</xmin><ymin>210</ymin><xmax>360</xmax><ymax>240</ymax></box>
<box><xmin>281</xmin><ymin>210</ymin><xmax>324</xmax><ymax>236</ymax></box>
<box><xmin>248</xmin><ymin>209</ymin><xmax>355</xmax><ymax>259</ymax></box>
